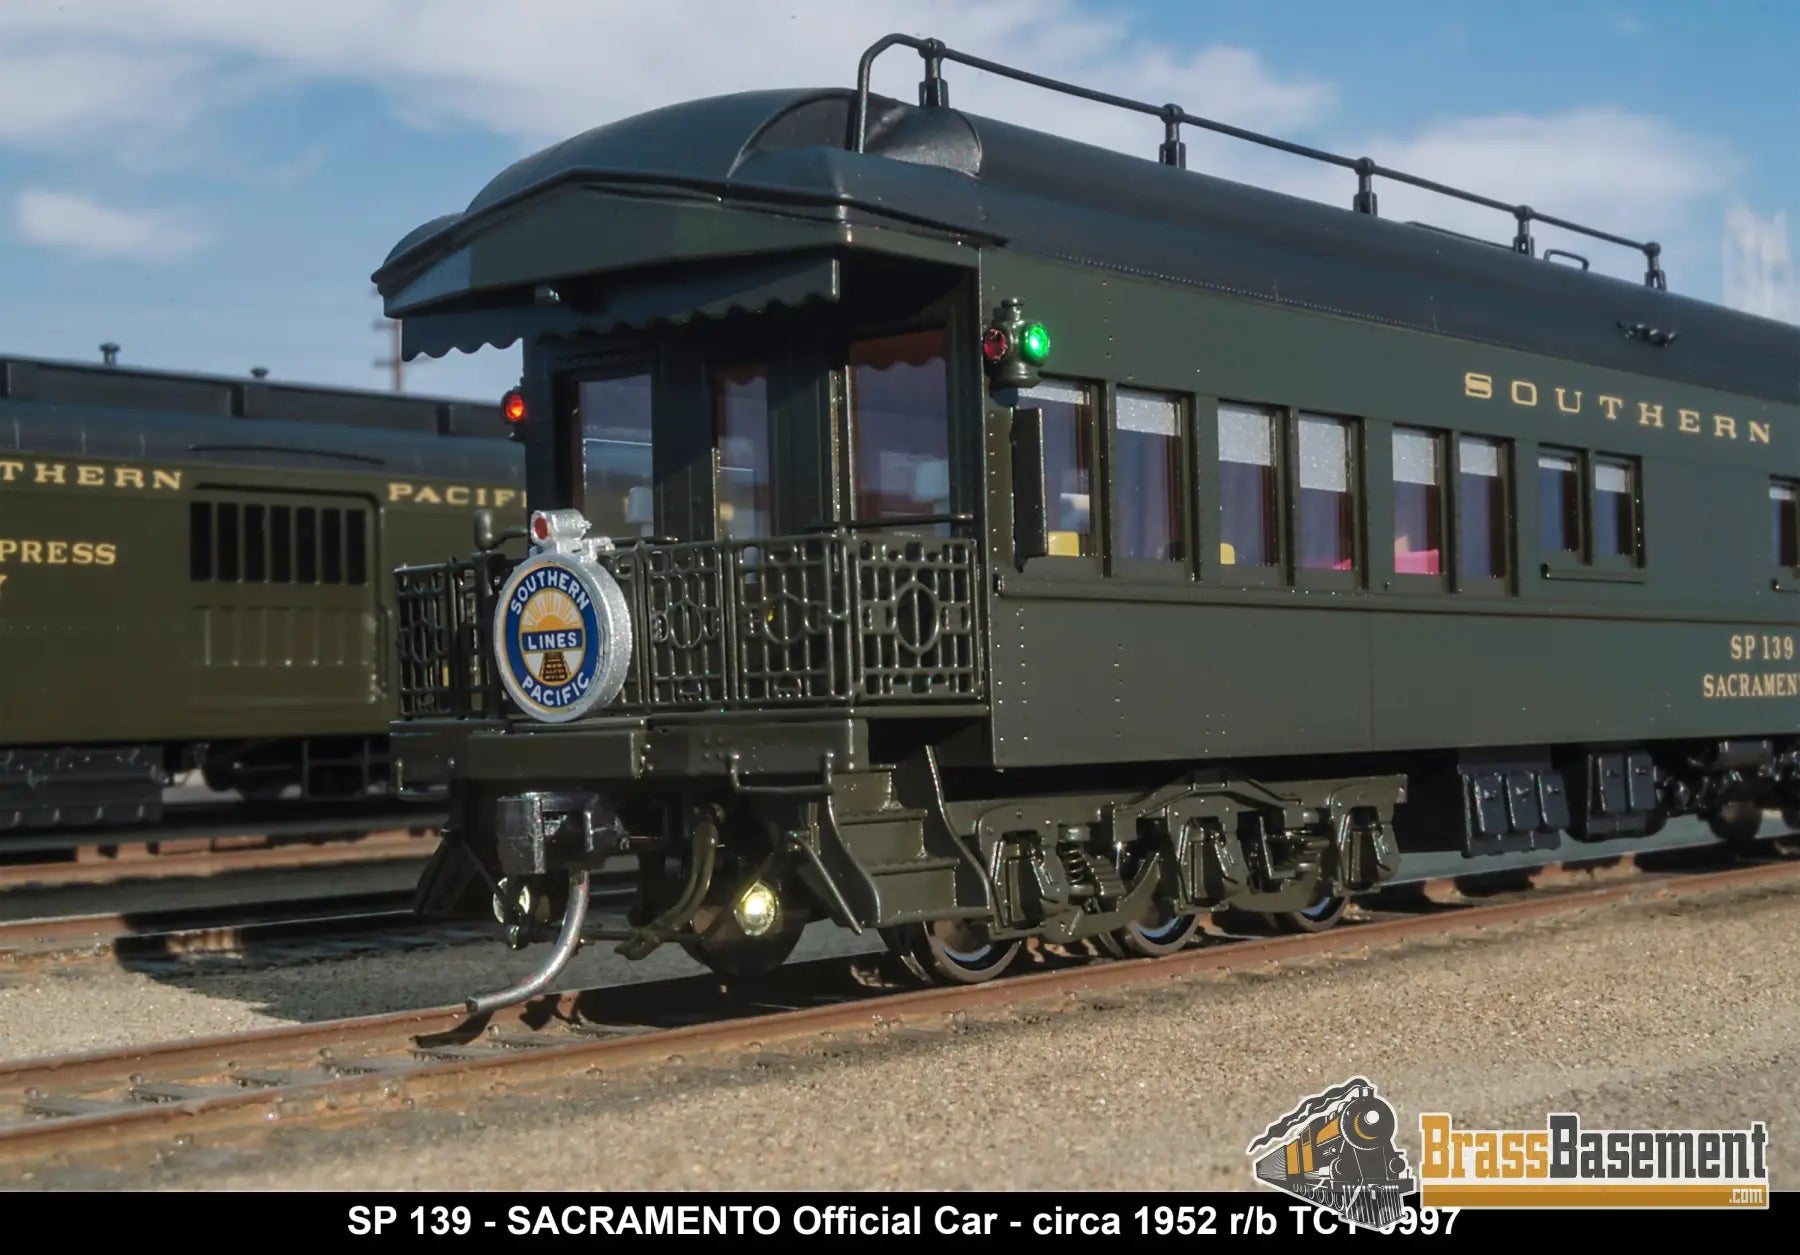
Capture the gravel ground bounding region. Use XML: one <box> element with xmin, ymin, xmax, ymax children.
<box><xmin>12</xmin><ymin>873</ymin><xmax>1799</xmax><ymax>1191</ymax></box>
<box><xmin>0</xmin><ymin>913</ymin><xmax>884</xmax><ymax>1062</ymax></box>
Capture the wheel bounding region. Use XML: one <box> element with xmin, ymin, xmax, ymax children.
<box><xmin>680</xmin><ymin>885</ymin><xmax>806</xmax><ymax>978</ymax></box>
<box><xmin>680</xmin><ymin>927</ymin><xmax>803</xmax><ymax>978</ymax></box>
<box><xmin>1264</xmin><ymin>893</ymin><xmax>1347</xmax><ymax>934</ymax></box>
<box><xmin>1100</xmin><ymin>906</ymin><xmax>1201</xmax><ymax>958</ymax></box>
<box><xmin>883</xmin><ymin>919</ymin><xmax>1020</xmax><ymax>985</ymax></box>
<box><xmin>1709</xmin><ymin>799</ymin><xmax>1765</xmax><ymax>849</ymax></box>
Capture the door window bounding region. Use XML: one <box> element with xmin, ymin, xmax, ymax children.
<box><xmin>577</xmin><ymin>372</ymin><xmax>655</xmax><ymax>539</ymax></box>
<box><xmin>847</xmin><ymin>330</ymin><xmax>950</xmax><ymax>524</ymax></box>
<box><xmin>715</xmin><ymin>365</ymin><xmax>771</xmax><ymax>540</ymax></box>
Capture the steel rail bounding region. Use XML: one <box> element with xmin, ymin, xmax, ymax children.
<box><xmin>0</xmin><ymin>827</ymin><xmax>438</xmax><ymax>892</ymax></box>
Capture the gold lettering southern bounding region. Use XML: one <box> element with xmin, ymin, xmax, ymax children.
<box><xmin>1464</xmin><ymin>372</ymin><xmax>1772</xmax><ymax>446</ymax></box>
<box><xmin>0</xmin><ymin>458</ymin><xmax>181</xmax><ymax>490</ymax></box>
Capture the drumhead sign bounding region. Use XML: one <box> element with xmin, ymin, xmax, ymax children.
<box><xmin>493</xmin><ymin>551</ymin><xmax>632</xmax><ymax>722</ymax></box>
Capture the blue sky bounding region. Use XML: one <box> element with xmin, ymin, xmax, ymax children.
<box><xmin>0</xmin><ymin>1</ymin><xmax>1793</xmax><ymax>405</ymax></box>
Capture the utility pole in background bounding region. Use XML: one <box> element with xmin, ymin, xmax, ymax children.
<box><xmin>371</xmin><ymin>285</ymin><xmax>406</xmax><ymax>393</ymax></box>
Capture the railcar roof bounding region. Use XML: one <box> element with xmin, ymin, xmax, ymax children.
<box><xmin>378</xmin><ymin>89</ymin><xmax>1800</xmax><ymax>405</ymax></box>
<box><xmin>0</xmin><ymin>352</ymin><xmax>503</xmax><ymax>439</ymax></box>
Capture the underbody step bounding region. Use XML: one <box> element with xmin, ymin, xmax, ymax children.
<box><xmin>829</xmin><ymin>808</ymin><xmax>963</xmax><ymax>926</ymax></box>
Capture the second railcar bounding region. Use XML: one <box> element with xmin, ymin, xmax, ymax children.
<box><xmin>0</xmin><ymin>352</ymin><xmax>525</xmax><ymax>831</ymax></box>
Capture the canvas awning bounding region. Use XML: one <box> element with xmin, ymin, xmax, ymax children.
<box><xmin>396</xmin><ymin>250</ymin><xmax>843</xmax><ymax>361</ymax></box>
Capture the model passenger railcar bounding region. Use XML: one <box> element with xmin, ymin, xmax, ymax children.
<box><xmin>0</xmin><ymin>351</ymin><xmax>523</xmax><ymax>832</ymax></box>
<box><xmin>374</xmin><ymin>37</ymin><xmax>1800</xmax><ymax>1011</ymax></box>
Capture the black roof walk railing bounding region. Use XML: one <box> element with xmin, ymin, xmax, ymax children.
<box><xmin>850</xmin><ymin>34</ymin><xmax>1668</xmax><ymax>290</ymax></box>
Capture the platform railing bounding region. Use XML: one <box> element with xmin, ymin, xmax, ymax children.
<box><xmin>391</xmin><ymin>531</ymin><xmax>983</xmax><ymax>721</ymax></box>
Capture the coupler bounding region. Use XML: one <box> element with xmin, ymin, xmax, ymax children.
<box><xmin>462</xmin><ymin>791</ymin><xmax>632</xmax><ymax>1016</ymax></box>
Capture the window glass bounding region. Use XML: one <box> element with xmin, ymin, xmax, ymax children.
<box><xmin>1297</xmin><ymin>414</ymin><xmax>1355</xmax><ymax>571</ymax></box>
<box><xmin>271</xmin><ymin>507</ymin><xmax>292</xmax><ymax>583</ymax></box>
<box><xmin>1538</xmin><ymin>451</ymin><xmax>1581</xmax><ymax>555</ymax></box>
<box><xmin>244</xmin><ymin>505</ymin><xmax>267</xmax><ymax>582</ymax></box>
<box><xmin>1457</xmin><ymin>437</ymin><xmax>1508</xmax><ymax>579</ymax></box>
<box><xmin>217</xmin><ymin>503</ymin><xmax>240</xmax><ymax>581</ymax></box>
<box><xmin>347</xmin><ymin>512</ymin><xmax>368</xmax><ymax>585</ymax></box>
<box><xmin>578</xmin><ymin>373</ymin><xmax>655</xmax><ymax>539</ymax></box>
<box><xmin>848</xmin><ymin>330</ymin><xmax>950</xmax><ymax>525</ymax></box>
<box><xmin>1593</xmin><ymin>458</ymin><xmax>1636</xmax><ymax>559</ymax></box>
<box><xmin>1392</xmin><ymin>428</ymin><xmax>1442</xmax><ymax>576</ymax></box>
<box><xmin>1773</xmin><ymin>482</ymin><xmax>1799</xmax><ymax>569</ymax></box>
<box><xmin>715</xmin><ymin>366</ymin><xmax>770</xmax><ymax>540</ymax></box>
<box><xmin>322</xmin><ymin>508</ymin><xmax>344</xmax><ymax>584</ymax></box>
<box><xmin>189</xmin><ymin>502</ymin><xmax>212</xmax><ymax>581</ymax></box>
<box><xmin>296</xmin><ymin>508</ymin><xmax>318</xmax><ymax>583</ymax></box>
<box><xmin>1020</xmin><ymin>378</ymin><xmax>1095</xmax><ymax>557</ymax></box>
<box><xmin>1218</xmin><ymin>404</ymin><xmax>1277</xmax><ymax>567</ymax></box>
<box><xmin>1114</xmin><ymin>388</ymin><xmax>1183</xmax><ymax>562</ymax></box>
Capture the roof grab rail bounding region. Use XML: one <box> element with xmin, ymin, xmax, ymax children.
<box><xmin>848</xmin><ymin>33</ymin><xmax>1670</xmax><ymax>291</ymax></box>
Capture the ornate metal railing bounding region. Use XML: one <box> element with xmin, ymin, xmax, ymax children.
<box><xmin>393</xmin><ymin>549</ymin><xmax>514</xmax><ymax>719</ymax></box>
<box><xmin>391</xmin><ymin>532</ymin><xmax>983</xmax><ymax>720</ymax></box>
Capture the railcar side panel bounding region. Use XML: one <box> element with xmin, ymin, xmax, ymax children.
<box><xmin>980</xmin><ymin>250</ymin><xmax>1800</xmax><ymax>769</ymax></box>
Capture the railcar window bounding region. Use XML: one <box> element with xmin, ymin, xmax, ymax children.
<box><xmin>1538</xmin><ymin>450</ymin><xmax>1582</xmax><ymax>555</ymax></box>
<box><xmin>271</xmin><ymin>507</ymin><xmax>293</xmax><ymax>583</ymax></box>
<box><xmin>1114</xmin><ymin>389</ymin><xmax>1184</xmax><ymax>562</ymax></box>
<box><xmin>347</xmin><ymin>512</ymin><xmax>368</xmax><ymax>585</ymax></box>
<box><xmin>1457</xmin><ymin>437</ymin><xmax>1509</xmax><ymax>579</ymax></box>
<box><xmin>189</xmin><ymin>502</ymin><xmax>212</xmax><ymax>581</ymax></box>
<box><xmin>188</xmin><ymin>500</ymin><xmax>368</xmax><ymax>585</ymax></box>
<box><xmin>1019</xmin><ymin>378</ymin><xmax>1095</xmax><ymax>557</ymax></box>
<box><xmin>1593</xmin><ymin>457</ymin><xmax>1638</xmax><ymax>560</ymax></box>
<box><xmin>1218</xmin><ymin>404</ymin><xmax>1278</xmax><ymax>567</ymax></box>
<box><xmin>217</xmin><ymin>503</ymin><xmax>240</xmax><ymax>581</ymax></box>
<box><xmin>1297</xmin><ymin>414</ymin><xmax>1355</xmax><ymax>571</ymax></box>
<box><xmin>577</xmin><ymin>373</ymin><xmax>655</xmax><ymax>539</ymax></box>
<box><xmin>847</xmin><ymin>330</ymin><xmax>951</xmax><ymax>525</ymax></box>
<box><xmin>296</xmin><ymin>508</ymin><xmax>319</xmax><ymax>583</ymax></box>
<box><xmin>1772</xmin><ymin>481</ymin><xmax>1799</xmax><ymax>570</ymax></box>
<box><xmin>321</xmin><ymin>509</ymin><xmax>344</xmax><ymax>584</ymax></box>
<box><xmin>1391</xmin><ymin>428</ymin><xmax>1443</xmax><ymax>576</ymax></box>
<box><xmin>244</xmin><ymin>505</ymin><xmax>267</xmax><ymax>582</ymax></box>
<box><xmin>715</xmin><ymin>365</ymin><xmax>771</xmax><ymax>540</ymax></box>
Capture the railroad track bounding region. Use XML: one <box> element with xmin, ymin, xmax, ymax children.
<box><xmin>0</xmin><ymin>892</ymin><xmax>446</xmax><ymax>970</ymax></box>
<box><xmin>1</xmin><ymin>799</ymin><xmax>448</xmax><ymax>861</ymax></box>
<box><xmin>3</xmin><ymin>852</ymin><xmax>1796</xmax><ymax>1173</ymax></box>
<box><xmin>0</xmin><ymin>877</ymin><xmax>639</xmax><ymax>970</ymax></box>
<box><xmin>0</xmin><ymin>824</ymin><xmax>441</xmax><ymax>893</ymax></box>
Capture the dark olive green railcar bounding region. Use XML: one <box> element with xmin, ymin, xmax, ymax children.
<box><xmin>374</xmin><ymin>38</ymin><xmax>1800</xmax><ymax>1008</ymax></box>
<box><xmin>0</xmin><ymin>354</ymin><xmax>522</xmax><ymax>830</ymax></box>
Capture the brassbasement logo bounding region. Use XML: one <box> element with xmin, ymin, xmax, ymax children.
<box><xmin>1418</xmin><ymin>1112</ymin><xmax>1769</xmax><ymax>1208</ymax></box>
<box><xmin>1247</xmin><ymin>1077</ymin><xmax>1415</xmax><ymax>1232</ymax></box>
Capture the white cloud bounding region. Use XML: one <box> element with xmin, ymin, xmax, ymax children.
<box><xmin>0</xmin><ymin>2</ymin><xmax>1333</xmax><ymax>153</ymax></box>
<box><xmin>15</xmin><ymin>189</ymin><xmax>209</xmax><ymax>262</ymax></box>
<box><xmin>1254</xmin><ymin>108</ymin><xmax>1730</xmax><ymax>288</ymax></box>
<box><xmin>0</xmin><ymin>1</ymin><xmax>1769</xmax><ymax>306</ymax></box>
<box><xmin>1723</xmin><ymin>206</ymin><xmax>1800</xmax><ymax>324</ymax></box>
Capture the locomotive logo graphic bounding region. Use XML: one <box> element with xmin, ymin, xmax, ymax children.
<box><xmin>1247</xmin><ymin>1077</ymin><xmax>1415</xmax><ymax>1232</ymax></box>
<box><xmin>492</xmin><ymin>550</ymin><xmax>633</xmax><ymax>723</ymax></box>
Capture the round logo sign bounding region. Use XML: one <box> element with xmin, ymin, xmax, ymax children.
<box><xmin>492</xmin><ymin>552</ymin><xmax>633</xmax><ymax>722</ymax></box>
